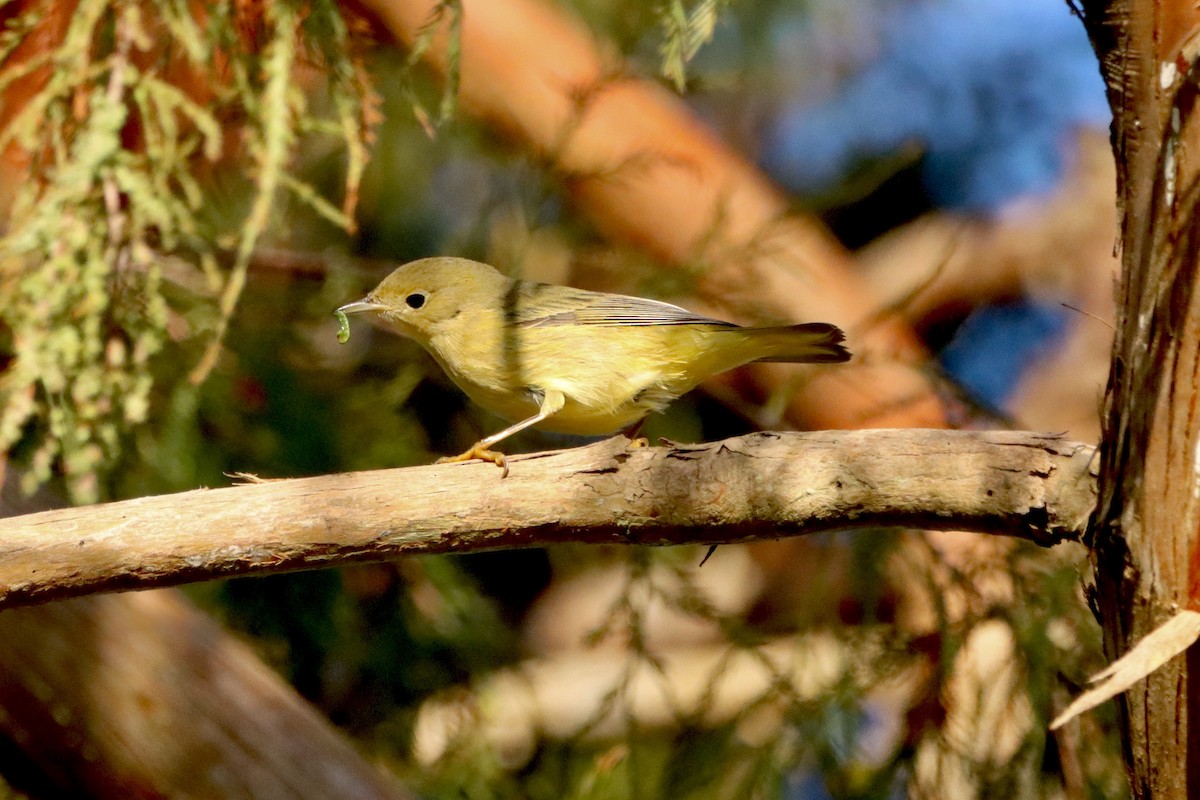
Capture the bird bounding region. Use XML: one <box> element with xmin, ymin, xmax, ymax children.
<box><xmin>337</xmin><ymin>257</ymin><xmax>850</xmax><ymax>476</ymax></box>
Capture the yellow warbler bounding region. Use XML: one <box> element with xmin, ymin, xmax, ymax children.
<box><xmin>337</xmin><ymin>257</ymin><xmax>850</xmax><ymax>475</ymax></box>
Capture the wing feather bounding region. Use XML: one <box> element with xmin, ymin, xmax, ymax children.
<box><xmin>513</xmin><ymin>284</ymin><xmax>736</xmax><ymax>328</ymax></box>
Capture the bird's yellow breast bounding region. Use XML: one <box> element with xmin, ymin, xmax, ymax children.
<box><xmin>421</xmin><ymin>311</ymin><xmax>736</xmax><ymax>435</ymax></box>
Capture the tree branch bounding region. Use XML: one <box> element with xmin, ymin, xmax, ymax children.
<box><xmin>0</xmin><ymin>430</ymin><xmax>1097</xmax><ymax>609</ymax></box>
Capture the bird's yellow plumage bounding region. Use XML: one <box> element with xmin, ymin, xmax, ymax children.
<box><xmin>338</xmin><ymin>257</ymin><xmax>849</xmax><ymax>473</ymax></box>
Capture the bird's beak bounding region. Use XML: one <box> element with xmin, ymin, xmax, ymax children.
<box><xmin>337</xmin><ymin>297</ymin><xmax>384</xmax><ymax>316</ymax></box>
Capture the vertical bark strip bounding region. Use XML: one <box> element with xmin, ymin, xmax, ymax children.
<box><xmin>1078</xmin><ymin>1</ymin><xmax>1200</xmax><ymax>796</ymax></box>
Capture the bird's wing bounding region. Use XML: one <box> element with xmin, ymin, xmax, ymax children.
<box><xmin>513</xmin><ymin>284</ymin><xmax>736</xmax><ymax>328</ymax></box>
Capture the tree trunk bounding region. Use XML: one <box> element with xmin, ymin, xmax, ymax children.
<box><xmin>1079</xmin><ymin>2</ymin><xmax>1200</xmax><ymax>797</ymax></box>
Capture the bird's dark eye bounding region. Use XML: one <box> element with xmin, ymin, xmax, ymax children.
<box><xmin>405</xmin><ymin>292</ymin><xmax>427</xmax><ymax>309</ymax></box>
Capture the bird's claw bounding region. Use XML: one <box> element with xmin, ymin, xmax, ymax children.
<box><xmin>437</xmin><ymin>445</ymin><xmax>511</xmax><ymax>478</ymax></box>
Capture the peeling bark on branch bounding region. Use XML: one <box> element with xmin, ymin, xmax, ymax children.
<box><xmin>0</xmin><ymin>430</ymin><xmax>1096</xmax><ymax>609</ymax></box>
<box><xmin>1077</xmin><ymin>1</ymin><xmax>1200</xmax><ymax>796</ymax></box>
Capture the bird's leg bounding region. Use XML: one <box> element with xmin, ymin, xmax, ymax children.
<box><xmin>437</xmin><ymin>389</ymin><xmax>565</xmax><ymax>478</ymax></box>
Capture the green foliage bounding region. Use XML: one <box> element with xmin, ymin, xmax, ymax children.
<box><xmin>658</xmin><ymin>0</ymin><xmax>735</xmax><ymax>90</ymax></box>
<box><xmin>0</xmin><ymin>0</ymin><xmax>374</xmax><ymax>501</ymax></box>
<box><xmin>389</xmin><ymin>535</ymin><xmax>1125</xmax><ymax>800</ymax></box>
<box><xmin>399</xmin><ymin>0</ymin><xmax>463</xmax><ymax>134</ymax></box>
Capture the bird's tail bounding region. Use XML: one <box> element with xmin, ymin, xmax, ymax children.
<box><xmin>746</xmin><ymin>322</ymin><xmax>851</xmax><ymax>364</ymax></box>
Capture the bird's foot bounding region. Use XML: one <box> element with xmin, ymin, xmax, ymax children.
<box><xmin>621</xmin><ymin>420</ymin><xmax>649</xmax><ymax>449</ymax></box>
<box><xmin>437</xmin><ymin>445</ymin><xmax>510</xmax><ymax>478</ymax></box>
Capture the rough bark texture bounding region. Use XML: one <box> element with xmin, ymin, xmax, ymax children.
<box><xmin>1078</xmin><ymin>1</ymin><xmax>1200</xmax><ymax>796</ymax></box>
<box><xmin>0</xmin><ymin>430</ymin><xmax>1097</xmax><ymax>609</ymax></box>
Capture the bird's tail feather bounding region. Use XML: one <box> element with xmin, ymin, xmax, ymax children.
<box><xmin>748</xmin><ymin>322</ymin><xmax>851</xmax><ymax>364</ymax></box>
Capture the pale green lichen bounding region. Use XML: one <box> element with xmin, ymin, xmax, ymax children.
<box><xmin>657</xmin><ymin>0</ymin><xmax>733</xmax><ymax>91</ymax></box>
<box><xmin>0</xmin><ymin>0</ymin><xmax>377</xmax><ymax>502</ymax></box>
